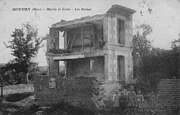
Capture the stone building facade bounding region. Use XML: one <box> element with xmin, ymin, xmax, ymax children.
<box><xmin>34</xmin><ymin>5</ymin><xmax>135</xmax><ymax>107</ymax></box>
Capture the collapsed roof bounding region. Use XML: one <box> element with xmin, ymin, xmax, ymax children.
<box><xmin>51</xmin><ymin>4</ymin><xmax>136</xmax><ymax>29</ymax></box>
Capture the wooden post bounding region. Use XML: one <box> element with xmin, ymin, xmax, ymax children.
<box><xmin>0</xmin><ymin>77</ymin><xmax>2</xmax><ymax>108</ymax></box>
<box><xmin>70</xmin><ymin>34</ymin><xmax>76</xmax><ymax>50</ymax></box>
<box><xmin>90</xmin><ymin>25</ymin><xmax>92</xmax><ymax>51</ymax></box>
<box><xmin>0</xmin><ymin>75</ymin><xmax>3</xmax><ymax>99</ymax></box>
<box><xmin>82</xmin><ymin>25</ymin><xmax>84</xmax><ymax>52</ymax></box>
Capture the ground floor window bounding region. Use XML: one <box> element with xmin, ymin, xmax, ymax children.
<box><xmin>59</xmin><ymin>61</ymin><xmax>65</xmax><ymax>77</ymax></box>
<box><xmin>117</xmin><ymin>56</ymin><xmax>125</xmax><ymax>81</ymax></box>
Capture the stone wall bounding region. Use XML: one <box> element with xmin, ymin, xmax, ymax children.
<box><xmin>102</xmin><ymin>13</ymin><xmax>133</xmax><ymax>83</ymax></box>
<box><xmin>104</xmin><ymin>49</ymin><xmax>133</xmax><ymax>83</ymax></box>
<box><xmin>157</xmin><ymin>79</ymin><xmax>180</xmax><ymax>112</ymax></box>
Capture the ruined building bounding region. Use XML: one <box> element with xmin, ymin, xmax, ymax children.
<box><xmin>34</xmin><ymin>5</ymin><xmax>135</xmax><ymax>107</ymax></box>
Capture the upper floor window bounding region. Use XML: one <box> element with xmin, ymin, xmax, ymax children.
<box><xmin>117</xmin><ymin>19</ymin><xmax>125</xmax><ymax>45</ymax></box>
<box><xmin>59</xmin><ymin>31</ymin><xmax>64</xmax><ymax>49</ymax></box>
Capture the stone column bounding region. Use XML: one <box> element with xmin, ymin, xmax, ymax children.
<box><xmin>47</xmin><ymin>28</ymin><xmax>59</xmax><ymax>76</ymax></box>
<box><xmin>103</xmin><ymin>16</ymin><xmax>109</xmax><ymax>44</ymax></box>
<box><xmin>104</xmin><ymin>51</ymin><xmax>118</xmax><ymax>82</ymax></box>
<box><xmin>125</xmin><ymin>15</ymin><xmax>133</xmax><ymax>46</ymax></box>
<box><xmin>104</xmin><ymin>53</ymin><xmax>110</xmax><ymax>81</ymax></box>
<box><xmin>48</xmin><ymin>57</ymin><xmax>59</xmax><ymax>76</ymax></box>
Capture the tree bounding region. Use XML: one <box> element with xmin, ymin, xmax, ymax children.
<box><xmin>133</xmin><ymin>24</ymin><xmax>152</xmax><ymax>77</ymax></box>
<box><xmin>4</xmin><ymin>23</ymin><xmax>45</xmax><ymax>83</ymax></box>
<box><xmin>133</xmin><ymin>24</ymin><xmax>180</xmax><ymax>91</ymax></box>
<box><xmin>171</xmin><ymin>38</ymin><xmax>180</xmax><ymax>79</ymax></box>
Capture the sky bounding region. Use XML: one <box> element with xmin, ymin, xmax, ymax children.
<box><xmin>0</xmin><ymin>0</ymin><xmax>180</xmax><ymax>66</ymax></box>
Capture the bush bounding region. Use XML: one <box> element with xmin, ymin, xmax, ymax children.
<box><xmin>5</xmin><ymin>92</ymin><xmax>33</xmax><ymax>102</ymax></box>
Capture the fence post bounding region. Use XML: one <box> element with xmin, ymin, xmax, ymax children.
<box><xmin>0</xmin><ymin>74</ymin><xmax>3</xmax><ymax>107</ymax></box>
<box><xmin>0</xmin><ymin>75</ymin><xmax>3</xmax><ymax>98</ymax></box>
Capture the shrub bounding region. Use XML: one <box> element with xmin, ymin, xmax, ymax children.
<box><xmin>5</xmin><ymin>92</ymin><xmax>33</xmax><ymax>102</ymax></box>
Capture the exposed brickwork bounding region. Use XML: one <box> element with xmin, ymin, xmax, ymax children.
<box><xmin>157</xmin><ymin>79</ymin><xmax>180</xmax><ymax>112</ymax></box>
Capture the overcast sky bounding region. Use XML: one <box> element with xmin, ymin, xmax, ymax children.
<box><xmin>0</xmin><ymin>0</ymin><xmax>180</xmax><ymax>66</ymax></box>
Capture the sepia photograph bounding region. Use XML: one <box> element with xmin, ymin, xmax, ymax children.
<box><xmin>0</xmin><ymin>0</ymin><xmax>180</xmax><ymax>114</ymax></box>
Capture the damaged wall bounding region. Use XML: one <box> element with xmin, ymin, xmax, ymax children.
<box><xmin>39</xmin><ymin>4</ymin><xmax>135</xmax><ymax>109</ymax></box>
<box><xmin>67</xmin><ymin>56</ymin><xmax>105</xmax><ymax>81</ymax></box>
<box><xmin>66</xmin><ymin>24</ymin><xmax>104</xmax><ymax>52</ymax></box>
